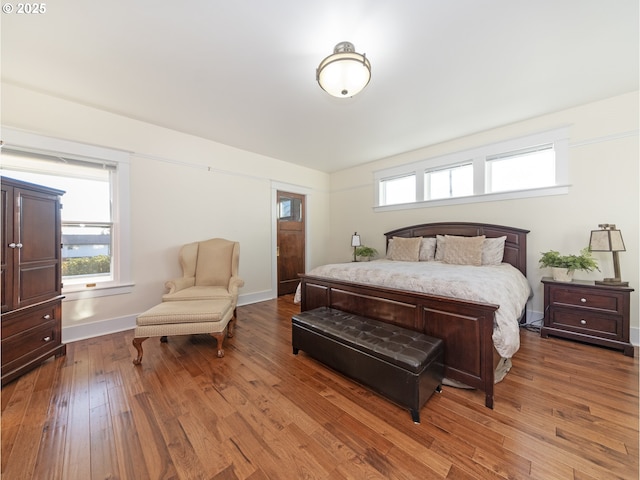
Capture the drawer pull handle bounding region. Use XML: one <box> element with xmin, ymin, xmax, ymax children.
<box><xmin>43</xmin><ymin>336</ymin><xmax>51</xmax><ymax>342</ymax></box>
<box><xmin>43</xmin><ymin>314</ymin><xmax>51</xmax><ymax>320</ymax></box>
<box><xmin>580</xmin><ymin>319</ymin><xmax>587</xmax><ymax>325</ymax></box>
<box><xmin>580</xmin><ymin>298</ymin><xmax>587</xmax><ymax>303</ymax></box>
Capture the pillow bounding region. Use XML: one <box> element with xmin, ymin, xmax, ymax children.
<box><xmin>443</xmin><ymin>235</ymin><xmax>485</xmax><ymax>266</ymax></box>
<box><xmin>419</xmin><ymin>237</ymin><xmax>437</xmax><ymax>261</ymax></box>
<box><xmin>482</xmin><ymin>236</ymin><xmax>507</xmax><ymax>265</ymax></box>
<box><xmin>387</xmin><ymin>236</ymin><xmax>422</xmax><ymax>262</ymax></box>
<box><xmin>435</xmin><ymin>235</ymin><xmax>446</xmax><ymax>261</ymax></box>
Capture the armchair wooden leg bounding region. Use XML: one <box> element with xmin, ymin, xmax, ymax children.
<box><xmin>227</xmin><ymin>317</ymin><xmax>236</xmax><ymax>338</ymax></box>
<box><xmin>211</xmin><ymin>331</ymin><xmax>226</xmax><ymax>358</ymax></box>
<box><xmin>132</xmin><ymin>337</ymin><xmax>148</xmax><ymax>365</ymax></box>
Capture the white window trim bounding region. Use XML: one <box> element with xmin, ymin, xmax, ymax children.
<box><xmin>2</xmin><ymin>127</ymin><xmax>134</xmax><ymax>299</ymax></box>
<box><xmin>374</xmin><ymin>126</ymin><xmax>570</xmax><ymax>211</ymax></box>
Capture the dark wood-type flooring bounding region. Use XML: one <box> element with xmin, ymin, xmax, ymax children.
<box><xmin>2</xmin><ymin>295</ymin><xmax>638</xmax><ymax>479</ymax></box>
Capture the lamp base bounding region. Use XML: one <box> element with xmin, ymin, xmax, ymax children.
<box><xmin>595</xmin><ymin>278</ymin><xmax>629</xmax><ymax>287</ymax></box>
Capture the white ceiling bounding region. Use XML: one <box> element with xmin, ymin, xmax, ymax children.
<box><xmin>2</xmin><ymin>1</ymin><xmax>638</xmax><ymax>173</ymax></box>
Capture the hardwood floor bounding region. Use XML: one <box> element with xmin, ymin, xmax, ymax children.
<box><xmin>2</xmin><ymin>295</ymin><xmax>638</xmax><ymax>479</ymax></box>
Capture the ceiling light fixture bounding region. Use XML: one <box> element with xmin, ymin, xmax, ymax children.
<box><xmin>316</xmin><ymin>41</ymin><xmax>371</xmax><ymax>98</ymax></box>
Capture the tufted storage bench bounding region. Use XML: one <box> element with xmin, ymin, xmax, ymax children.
<box><xmin>292</xmin><ymin>307</ymin><xmax>443</xmax><ymax>423</ymax></box>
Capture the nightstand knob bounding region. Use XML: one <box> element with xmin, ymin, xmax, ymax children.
<box><xmin>43</xmin><ymin>336</ymin><xmax>51</xmax><ymax>342</ymax></box>
<box><xmin>43</xmin><ymin>314</ymin><xmax>51</xmax><ymax>320</ymax></box>
<box><xmin>580</xmin><ymin>298</ymin><xmax>587</xmax><ymax>303</ymax></box>
<box><xmin>580</xmin><ymin>319</ymin><xmax>587</xmax><ymax>325</ymax></box>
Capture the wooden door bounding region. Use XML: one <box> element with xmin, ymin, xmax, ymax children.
<box><xmin>277</xmin><ymin>191</ymin><xmax>305</xmax><ymax>296</ymax></box>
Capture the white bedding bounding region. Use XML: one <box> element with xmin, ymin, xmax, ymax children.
<box><xmin>295</xmin><ymin>259</ymin><xmax>531</xmax><ymax>359</ymax></box>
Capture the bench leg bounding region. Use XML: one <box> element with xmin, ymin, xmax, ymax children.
<box><xmin>211</xmin><ymin>331</ymin><xmax>226</xmax><ymax>357</ymax></box>
<box><xmin>132</xmin><ymin>337</ymin><xmax>148</xmax><ymax>365</ymax></box>
<box><xmin>410</xmin><ymin>409</ymin><xmax>420</xmax><ymax>424</ymax></box>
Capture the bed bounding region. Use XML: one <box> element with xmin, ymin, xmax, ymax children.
<box><xmin>297</xmin><ymin>222</ymin><xmax>531</xmax><ymax>408</ymax></box>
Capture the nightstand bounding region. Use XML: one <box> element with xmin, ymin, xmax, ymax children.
<box><xmin>541</xmin><ymin>277</ymin><xmax>634</xmax><ymax>356</ymax></box>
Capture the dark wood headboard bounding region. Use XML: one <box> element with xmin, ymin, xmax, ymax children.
<box><xmin>384</xmin><ymin>222</ymin><xmax>530</xmax><ymax>276</ymax></box>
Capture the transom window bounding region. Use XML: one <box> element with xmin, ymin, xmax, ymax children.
<box><xmin>425</xmin><ymin>163</ymin><xmax>473</xmax><ymax>200</ymax></box>
<box><xmin>379</xmin><ymin>174</ymin><xmax>416</xmax><ymax>206</ymax></box>
<box><xmin>374</xmin><ymin>127</ymin><xmax>569</xmax><ymax>209</ymax></box>
<box><xmin>486</xmin><ymin>144</ymin><xmax>555</xmax><ymax>193</ymax></box>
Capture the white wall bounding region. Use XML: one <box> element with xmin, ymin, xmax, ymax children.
<box><xmin>3</xmin><ymin>84</ymin><xmax>638</xmax><ymax>345</ymax></box>
<box><xmin>1</xmin><ymin>84</ymin><xmax>331</xmax><ymax>340</ymax></box>
<box><xmin>327</xmin><ymin>92</ymin><xmax>640</xmax><ymax>343</ymax></box>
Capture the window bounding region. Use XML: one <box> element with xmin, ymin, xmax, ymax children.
<box><xmin>486</xmin><ymin>145</ymin><xmax>555</xmax><ymax>193</ymax></box>
<box><xmin>379</xmin><ymin>174</ymin><xmax>416</xmax><ymax>205</ymax></box>
<box><xmin>1</xmin><ymin>129</ymin><xmax>132</xmax><ymax>299</ymax></box>
<box><xmin>425</xmin><ymin>163</ymin><xmax>473</xmax><ymax>200</ymax></box>
<box><xmin>374</xmin><ymin>127</ymin><xmax>569</xmax><ymax>210</ymax></box>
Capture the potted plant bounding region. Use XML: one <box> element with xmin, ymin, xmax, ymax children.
<box><xmin>539</xmin><ymin>247</ymin><xmax>599</xmax><ymax>282</ymax></box>
<box><xmin>355</xmin><ymin>245</ymin><xmax>378</xmax><ymax>261</ymax></box>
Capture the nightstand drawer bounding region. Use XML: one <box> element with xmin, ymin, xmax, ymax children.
<box><xmin>550</xmin><ymin>288</ymin><xmax>620</xmax><ymax>313</ymax></box>
<box><xmin>550</xmin><ymin>309</ymin><xmax>619</xmax><ymax>336</ymax></box>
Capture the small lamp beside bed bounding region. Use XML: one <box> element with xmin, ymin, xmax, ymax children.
<box><xmin>351</xmin><ymin>232</ymin><xmax>361</xmax><ymax>262</ymax></box>
<box><xmin>589</xmin><ymin>224</ymin><xmax>628</xmax><ymax>287</ymax></box>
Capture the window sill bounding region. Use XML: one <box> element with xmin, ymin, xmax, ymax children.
<box><xmin>374</xmin><ymin>184</ymin><xmax>570</xmax><ymax>212</ymax></box>
<box><xmin>62</xmin><ymin>282</ymin><xmax>135</xmax><ymax>301</ymax></box>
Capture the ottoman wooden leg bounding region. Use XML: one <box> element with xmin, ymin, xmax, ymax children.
<box><xmin>132</xmin><ymin>337</ymin><xmax>148</xmax><ymax>365</ymax></box>
<box><xmin>211</xmin><ymin>331</ymin><xmax>226</xmax><ymax>357</ymax></box>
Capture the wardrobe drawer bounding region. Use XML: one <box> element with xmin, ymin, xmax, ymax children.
<box><xmin>1</xmin><ymin>320</ymin><xmax>59</xmax><ymax>365</ymax></box>
<box><xmin>1</xmin><ymin>303</ymin><xmax>59</xmax><ymax>340</ymax></box>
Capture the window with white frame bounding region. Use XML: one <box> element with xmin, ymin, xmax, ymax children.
<box><xmin>486</xmin><ymin>144</ymin><xmax>555</xmax><ymax>193</ymax></box>
<box><xmin>374</xmin><ymin>127</ymin><xmax>569</xmax><ymax>209</ymax></box>
<box><xmin>378</xmin><ymin>173</ymin><xmax>416</xmax><ymax>205</ymax></box>
<box><xmin>425</xmin><ymin>162</ymin><xmax>473</xmax><ymax>200</ymax></box>
<box><xmin>1</xmin><ymin>129</ymin><xmax>133</xmax><ymax>299</ymax></box>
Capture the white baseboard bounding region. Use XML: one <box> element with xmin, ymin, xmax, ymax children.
<box><xmin>61</xmin><ymin>299</ymin><xmax>640</xmax><ymax>347</ymax></box>
<box><xmin>61</xmin><ymin>290</ymin><xmax>277</xmax><ymax>344</ymax></box>
<box><xmin>62</xmin><ymin>314</ymin><xmax>137</xmax><ymax>344</ymax></box>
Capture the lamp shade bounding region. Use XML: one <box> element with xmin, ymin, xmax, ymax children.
<box><xmin>589</xmin><ymin>223</ymin><xmax>628</xmax><ymax>286</ymax></box>
<box><xmin>351</xmin><ymin>233</ymin><xmax>361</xmax><ymax>247</ymax></box>
<box><xmin>589</xmin><ymin>224</ymin><xmax>625</xmax><ymax>252</ymax></box>
<box><xmin>317</xmin><ymin>42</ymin><xmax>371</xmax><ymax>98</ymax></box>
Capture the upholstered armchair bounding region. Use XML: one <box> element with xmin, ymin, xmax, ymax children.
<box><xmin>163</xmin><ymin>238</ymin><xmax>244</xmax><ymax>315</ymax></box>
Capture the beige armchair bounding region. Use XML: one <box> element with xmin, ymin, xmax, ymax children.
<box><xmin>163</xmin><ymin>238</ymin><xmax>244</xmax><ymax>316</ymax></box>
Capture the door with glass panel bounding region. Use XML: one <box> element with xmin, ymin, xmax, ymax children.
<box><xmin>277</xmin><ymin>191</ymin><xmax>305</xmax><ymax>296</ymax></box>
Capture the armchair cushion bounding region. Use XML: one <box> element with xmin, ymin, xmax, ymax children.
<box><xmin>195</xmin><ymin>238</ymin><xmax>234</xmax><ymax>286</ymax></box>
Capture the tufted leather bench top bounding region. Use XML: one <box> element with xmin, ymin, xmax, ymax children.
<box><xmin>292</xmin><ymin>307</ymin><xmax>442</xmax><ymax>374</ymax></box>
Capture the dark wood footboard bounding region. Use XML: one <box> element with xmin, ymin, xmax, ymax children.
<box><xmin>299</xmin><ymin>275</ymin><xmax>499</xmax><ymax>408</ymax></box>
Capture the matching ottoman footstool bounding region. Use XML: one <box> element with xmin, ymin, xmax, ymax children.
<box><xmin>132</xmin><ymin>299</ymin><xmax>234</xmax><ymax>365</ymax></box>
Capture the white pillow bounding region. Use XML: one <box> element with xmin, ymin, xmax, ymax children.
<box><xmin>419</xmin><ymin>237</ymin><xmax>437</xmax><ymax>261</ymax></box>
<box><xmin>482</xmin><ymin>236</ymin><xmax>507</xmax><ymax>265</ymax></box>
<box><xmin>435</xmin><ymin>235</ymin><xmax>446</xmax><ymax>261</ymax></box>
